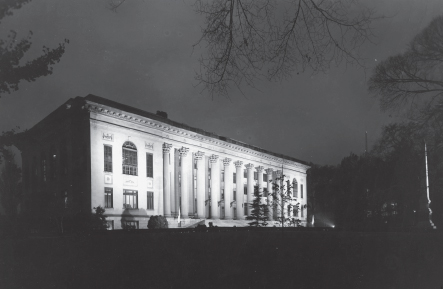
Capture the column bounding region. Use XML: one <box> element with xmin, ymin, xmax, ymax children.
<box><xmin>257</xmin><ymin>166</ymin><xmax>264</xmax><ymax>207</ymax></box>
<box><xmin>210</xmin><ymin>155</ymin><xmax>220</xmax><ymax>219</ymax></box>
<box><xmin>235</xmin><ymin>161</ymin><xmax>244</xmax><ymax>220</ymax></box>
<box><xmin>275</xmin><ymin>170</ymin><xmax>283</xmax><ymax>222</ymax></box>
<box><xmin>162</xmin><ymin>143</ymin><xmax>172</xmax><ymax>217</ymax></box>
<box><xmin>195</xmin><ymin>151</ymin><xmax>205</xmax><ymax>219</ymax></box>
<box><xmin>245</xmin><ymin>163</ymin><xmax>255</xmax><ymax>216</ymax></box>
<box><xmin>179</xmin><ymin>147</ymin><xmax>189</xmax><ymax>218</ymax></box>
<box><xmin>266</xmin><ymin>168</ymin><xmax>273</xmax><ymax>221</ymax></box>
<box><xmin>223</xmin><ymin>158</ymin><xmax>232</xmax><ymax>219</ymax></box>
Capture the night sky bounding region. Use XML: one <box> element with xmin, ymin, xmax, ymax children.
<box><xmin>1</xmin><ymin>0</ymin><xmax>443</xmax><ymax>165</ymax></box>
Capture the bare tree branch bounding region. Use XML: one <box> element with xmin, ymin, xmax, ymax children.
<box><xmin>194</xmin><ymin>0</ymin><xmax>376</xmax><ymax>97</ymax></box>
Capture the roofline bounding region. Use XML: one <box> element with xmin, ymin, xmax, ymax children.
<box><xmin>83</xmin><ymin>94</ymin><xmax>310</xmax><ymax>167</ymax></box>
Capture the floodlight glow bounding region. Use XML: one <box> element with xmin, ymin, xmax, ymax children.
<box><xmin>332</xmin><ymin>225</ymin><xmax>335</xmax><ymax>228</ymax></box>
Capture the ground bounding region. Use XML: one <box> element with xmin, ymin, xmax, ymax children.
<box><xmin>1</xmin><ymin>229</ymin><xmax>442</xmax><ymax>289</ymax></box>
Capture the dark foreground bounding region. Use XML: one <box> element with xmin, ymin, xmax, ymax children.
<box><xmin>1</xmin><ymin>229</ymin><xmax>442</xmax><ymax>289</ymax></box>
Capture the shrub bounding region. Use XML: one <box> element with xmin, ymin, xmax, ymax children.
<box><xmin>147</xmin><ymin>215</ymin><xmax>168</xmax><ymax>229</ymax></box>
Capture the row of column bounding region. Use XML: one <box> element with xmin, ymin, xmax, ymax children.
<box><xmin>162</xmin><ymin>143</ymin><xmax>286</xmax><ymax>220</ymax></box>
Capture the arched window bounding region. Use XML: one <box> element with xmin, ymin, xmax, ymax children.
<box><xmin>122</xmin><ymin>141</ymin><xmax>137</xmax><ymax>175</ymax></box>
<box><xmin>293</xmin><ymin>178</ymin><xmax>298</xmax><ymax>198</ymax></box>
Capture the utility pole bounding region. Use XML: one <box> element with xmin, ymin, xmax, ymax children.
<box><xmin>424</xmin><ymin>142</ymin><xmax>437</xmax><ymax>229</ymax></box>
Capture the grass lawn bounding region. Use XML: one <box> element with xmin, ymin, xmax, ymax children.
<box><xmin>1</xmin><ymin>229</ymin><xmax>442</xmax><ymax>289</ymax></box>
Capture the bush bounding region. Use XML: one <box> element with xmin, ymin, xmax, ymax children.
<box><xmin>147</xmin><ymin>215</ymin><xmax>168</xmax><ymax>229</ymax></box>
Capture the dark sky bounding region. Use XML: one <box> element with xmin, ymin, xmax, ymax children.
<box><xmin>1</xmin><ymin>0</ymin><xmax>443</xmax><ymax>165</ymax></box>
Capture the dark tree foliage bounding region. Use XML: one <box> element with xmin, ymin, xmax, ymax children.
<box><xmin>0</xmin><ymin>0</ymin><xmax>69</xmax><ymax>97</ymax></box>
<box><xmin>309</xmin><ymin>122</ymin><xmax>431</xmax><ymax>231</ymax></box>
<box><xmin>91</xmin><ymin>206</ymin><xmax>109</xmax><ymax>230</ymax></box>
<box><xmin>246</xmin><ymin>185</ymin><xmax>269</xmax><ymax>227</ymax></box>
<box><xmin>369</xmin><ymin>15</ymin><xmax>443</xmax><ymax>120</ymax></box>
<box><xmin>148</xmin><ymin>215</ymin><xmax>169</xmax><ymax>229</ymax></box>
<box><xmin>0</xmin><ymin>148</ymin><xmax>21</xmax><ymax>219</ymax></box>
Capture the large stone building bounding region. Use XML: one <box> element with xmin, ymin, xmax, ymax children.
<box><xmin>16</xmin><ymin>95</ymin><xmax>309</xmax><ymax>229</ymax></box>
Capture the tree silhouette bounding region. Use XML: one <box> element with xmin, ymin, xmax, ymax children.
<box><xmin>0</xmin><ymin>0</ymin><xmax>68</xmax><ymax>97</ymax></box>
<box><xmin>0</xmin><ymin>148</ymin><xmax>21</xmax><ymax>219</ymax></box>
<box><xmin>246</xmin><ymin>186</ymin><xmax>269</xmax><ymax>227</ymax></box>
<box><xmin>369</xmin><ymin>15</ymin><xmax>443</xmax><ymax>121</ymax></box>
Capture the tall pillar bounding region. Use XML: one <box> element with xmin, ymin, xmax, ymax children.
<box><xmin>223</xmin><ymin>158</ymin><xmax>232</xmax><ymax>219</ymax></box>
<box><xmin>195</xmin><ymin>151</ymin><xmax>205</xmax><ymax>219</ymax></box>
<box><xmin>265</xmin><ymin>168</ymin><xmax>273</xmax><ymax>221</ymax></box>
<box><xmin>275</xmin><ymin>170</ymin><xmax>282</xmax><ymax>222</ymax></box>
<box><xmin>210</xmin><ymin>155</ymin><xmax>220</xmax><ymax>219</ymax></box>
<box><xmin>179</xmin><ymin>147</ymin><xmax>189</xmax><ymax>218</ymax></box>
<box><xmin>257</xmin><ymin>166</ymin><xmax>264</xmax><ymax>207</ymax></box>
<box><xmin>234</xmin><ymin>161</ymin><xmax>244</xmax><ymax>220</ymax></box>
<box><xmin>162</xmin><ymin>143</ymin><xmax>172</xmax><ymax>217</ymax></box>
<box><xmin>245</xmin><ymin>163</ymin><xmax>255</xmax><ymax>216</ymax></box>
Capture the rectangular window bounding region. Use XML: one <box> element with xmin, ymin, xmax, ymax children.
<box><xmin>107</xmin><ymin>220</ymin><xmax>114</xmax><ymax>230</ymax></box>
<box><xmin>105</xmin><ymin>187</ymin><xmax>113</xmax><ymax>208</ymax></box>
<box><xmin>122</xmin><ymin>149</ymin><xmax>137</xmax><ymax>175</ymax></box>
<box><xmin>146</xmin><ymin>153</ymin><xmax>153</xmax><ymax>178</ymax></box>
<box><xmin>221</xmin><ymin>171</ymin><xmax>225</xmax><ymax>182</ymax></box>
<box><xmin>233</xmin><ymin>190</ymin><xmax>236</xmax><ymax>201</ymax></box>
<box><xmin>123</xmin><ymin>190</ymin><xmax>138</xmax><ymax>209</ymax></box>
<box><xmin>301</xmin><ymin>206</ymin><xmax>304</xmax><ymax>217</ymax></box>
<box><xmin>243</xmin><ymin>170</ymin><xmax>247</xmax><ymax>178</ymax></box>
<box><xmin>244</xmin><ymin>203</ymin><xmax>247</xmax><ymax>215</ymax></box>
<box><xmin>221</xmin><ymin>189</ymin><xmax>224</xmax><ymax>200</ymax></box>
<box><xmin>123</xmin><ymin>221</ymin><xmax>138</xmax><ymax>230</ymax></box>
<box><xmin>263</xmin><ymin>174</ymin><xmax>267</xmax><ymax>182</ymax></box>
<box><xmin>147</xmin><ymin>191</ymin><xmax>154</xmax><ymax>210</ymax></box>
<box><xmin>254</xmin><ymin>172</ymin><xmax>258</xmax><ymax>180</ymax></box>
<box><xmin>233</xmin><ymin>173</ymin><xmax>236</xmax><ymax>183</ymax></box>
<box><xmin>104</xmin><ymin>145</ymin><xmax>112</xmax><ymax>172</ymax></box>
<box><xmin>244</xmin><ymin>186</ymin><xmax>247</xmax><ymax>195</ymax></box>
<box><xmin>301</xmin><ymin>184</ymin><xmax>304</xmax><ymax>198</ymax></box>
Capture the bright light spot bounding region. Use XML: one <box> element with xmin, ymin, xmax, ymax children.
<box><xmin>332</xmin><ymin>225</ymin><xmax>335</xmax><ymax>228</ymax></box>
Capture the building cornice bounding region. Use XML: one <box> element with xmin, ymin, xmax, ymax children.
<box><xmin>84</xmin><ymin>100</ymin><xmax>310</xmax><ymax>171</ymax></box>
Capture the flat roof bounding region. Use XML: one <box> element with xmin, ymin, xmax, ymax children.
<box><xmin>82</xmin><ymin>94</ymin><xmax>310</xmax><ymax>166</ymax></box>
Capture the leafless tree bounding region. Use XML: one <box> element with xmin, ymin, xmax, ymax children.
<box><xmin>193</xmin><ymin>0</ymin><xmax>376</xmax><ymax>97</ymax></box>
<box><xmin>369</xmin><ymin>15</ymin><xmax>443</xmax><ymax>120</ymax></box>
<box><xmin>108</xmin><ymin>0</ymin><xmax>376</xmax><ymax>97</ymax></box>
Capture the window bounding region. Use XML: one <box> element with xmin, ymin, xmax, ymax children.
<box><xmin>244</xmin><ymin>203</ymin><xmax>247</xmax><ymax>215</ymax></box>
<box><xmin>146</xmin><ymin>153</ymin><xmax>153</xmax><ymax>178</ymax></box>
<box><xmin>293</xmin><ymin>179</ymin><xmax>298</xmax><ymax>198</ymax></box>
<box><xmin>122</xmin><ymin>141</ymin><xmax>137</xmax><ymax>175</ymax></box>
<box><xmin>105</xmin><ymin>187</ymin><xmax>113</xmax><ymax>208</ymax></box>
<box><xmin>123</xmin><ymin>221</ymin><xmax>138</xmax><ymax>230</ymax></box>
<box><xmin>104</xmin><ymin>145</ymin><xmax>112</xmax><ymax>172</ymax></box>
<box><xmin>147</xmin><ymin>191</ymin><xmax>154</xmax><ymax>210</ymax></box>
<box><xmin>221</xmin><ymin>189</ymin><xmax>224</xmax><ymax>200</ymax></box>
<box><xmin>301</xmin><ymin>184</ymin><xmax>304</xmax><ymax>198</ymax></box>
<box><xmin>107</xmin><ymin>220</ymin><xmax>114</xmax><ymax>230</ymax></box>
<box><xmin>221</xmin><ymin>171</ymin><xmax>225</xmax><ymax>182</ymax></box>
<box><xmin>244</xmin><ymin>187</ymin><xmax>247</xmax><ymax>195</ymax></box>
<box><xmin>254</xmin><ymin>172</ymin><xmax>258</xmax><ymax>180</ymax></box>
<box><xmin>123</xmin><ymin>190</ymin><xmax>138</xmax><ymax>209</ymax></box>
<box><xmin>233</xmin><ymin>173</ymin><xmax>236</xmax><ymax>183</ymax></box>
<box><xmin>263</xmin><ymin>174</ymin><xmax>267</xmax><ymax>182</ymax></box>
<box><xmin>243</xmin><ymin>169</ymin><xmax>247</xmax><ymax>178</ymax></box>
<box><xmin>301</xmin><ymin>206</ymin><xmax>304</xmax><ymax>217</ymax></box>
